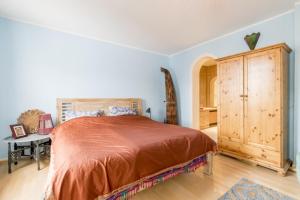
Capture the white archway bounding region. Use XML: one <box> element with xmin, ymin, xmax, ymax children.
<box><xmin>191</xmin><ymin>54</ymin><xmax>217</xmax><ymax>130</ymax></box>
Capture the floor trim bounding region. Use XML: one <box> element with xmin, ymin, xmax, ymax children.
<box><xmin>0</xmin><ymin>158</ymin><xmax>8</xmax><ymax>164</ymax></box>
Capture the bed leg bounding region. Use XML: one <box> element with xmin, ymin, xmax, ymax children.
<box><xmin>204</xmin><ymin>152</ymin><xmax>213</xmax><ymax>176</ymax></box>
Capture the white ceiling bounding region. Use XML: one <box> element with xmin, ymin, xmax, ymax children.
<box><xmin>0</xmin><ymin>0</ymin><xmax>296</xmax><ymax>55</ymax></box>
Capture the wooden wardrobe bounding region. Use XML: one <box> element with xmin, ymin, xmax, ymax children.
<box><xmin>216</xmin><ymin>43</ymin><xmax>291</xmax><ymax>175</ymax></box>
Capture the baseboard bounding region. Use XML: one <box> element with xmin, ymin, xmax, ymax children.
<box><xmin>0</xmin><ymin>158</ymin><xmax>8</xmax><ymax>164</ymax></box>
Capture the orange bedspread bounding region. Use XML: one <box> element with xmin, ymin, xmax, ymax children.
<box><xmin>45</xmin><ymin>116</ymin><xmax>216</xmax><ymax>200</ymax></box>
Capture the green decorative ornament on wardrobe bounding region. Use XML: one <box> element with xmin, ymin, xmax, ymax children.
<box><xmin>244</xmin><ymin>32</ymin><xmax>260</xmax><ymax>50</ymax></box>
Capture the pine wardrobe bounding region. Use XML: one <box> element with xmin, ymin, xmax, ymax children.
<box><xmin>216</xmin><ymin>43</ymin><xmax>291</xmax><ymax>175</ymax></box>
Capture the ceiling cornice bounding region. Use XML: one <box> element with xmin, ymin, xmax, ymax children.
<box><xmin>0</xmin><ymin>15</ymin><xmax>169</xmax><ymax>57</ymax></box>
<box><xmin>0</xmin><ymin>0</ymin><xmax>300</xmax><ymax>57</ymax></box>
<box><xmin>1</xmin><ymin>8</ymin><xmax>295</xmax><ymax>58</ymax></box>
<box><xmin>169</xmin><ymin>9</ymin><xmax>295</xmax><ymax>57</ymax></box>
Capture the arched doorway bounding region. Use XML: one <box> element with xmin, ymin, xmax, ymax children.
<box><xmin>192</xmin><ymin>55</ymin><xmax>218</xmax><ymax>140</ymax></box>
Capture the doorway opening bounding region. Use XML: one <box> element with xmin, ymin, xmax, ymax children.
<box><xmin>192</xmin><ymin>56</ymin><xmax>217</xmax><ymax>141</ymax></box>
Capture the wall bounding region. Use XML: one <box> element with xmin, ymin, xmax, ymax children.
<box><xmin>0</xmin><ymin>17</ymin><xmax>169</xmax><ymax>159</ymax></box>
<box><xmin>0</xmin><ymin>18</ymin><xmax>14</xmax><ymax>160</ymax></box>
<box><xmin>169</xmin><ymin>11</ymin><xmax>296</xmax><ymax>160</ymax></box>
<box><xmin>295</xmin><ymin>3</ymin><xmax>300</xmax><ymax>157</ymax></box>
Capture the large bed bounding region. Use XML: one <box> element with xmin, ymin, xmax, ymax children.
<box><xmin>44</xmin><ymin>98</ymin><xmax>217</xmax><ymax>200</ymax></box>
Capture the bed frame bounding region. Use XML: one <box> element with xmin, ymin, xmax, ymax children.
<box><xmin>56</xmin><ymin>98</ymin><xmax>143</xmax><ymax>124</ymax></box>
<box><xmin>204</xmin><ymin>152</ymin><xmax>213</xmax><ymax>175</ymax></box>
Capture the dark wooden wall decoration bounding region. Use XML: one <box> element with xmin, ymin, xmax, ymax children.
<box><xmin>161</xmin><ymin>67</ymin><xmax>178</xmax><ymax>125</ymax></box>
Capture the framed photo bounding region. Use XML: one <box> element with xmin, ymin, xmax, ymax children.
<box><xmin>10</xmin><ymin>124</ymin><xmax>27</xmax><ymax>139</ymax></box>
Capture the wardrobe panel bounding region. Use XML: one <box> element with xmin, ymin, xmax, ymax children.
<box><xmin>244</xmin><ymin>49</ymin><xmax>281</xmax><ymax>151</ymax></box>
<box><xmin>218</xmin><ymin>57</ymin><xmax>244</xmax><ymax>143</ymax></box>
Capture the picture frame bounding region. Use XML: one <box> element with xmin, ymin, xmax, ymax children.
<box><xmin>10</xmin><ymin>124</ymin><xmax>27</xmax><ymax>139</ymax></box>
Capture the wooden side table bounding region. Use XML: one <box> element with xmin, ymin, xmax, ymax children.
<box><xmin>2</xmin><ymin>134</ymin><xmax>51</xmax><ymax>173</ymax></box>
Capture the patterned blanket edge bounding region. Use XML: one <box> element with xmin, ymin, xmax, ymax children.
<box><xmin>100</xmin><ymin>154</ymin><xmax>208</xmax><ymax>200</ymax></box>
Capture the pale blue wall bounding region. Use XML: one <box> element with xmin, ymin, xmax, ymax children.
<box><xmin>0</xmin><ymin>18</ymin><xmax>169</xmax><ymax>159</ymax></box>
<box><xmin>295</xmin><ymin>4</ymin><xmax>300</xmax><ymax>157</ymax></box>
<box><xmin>169</xmin><ymin>12</ymin><xmax>296</xmax><ymax>160</ymax></box>
<box><xmin>0</xmin><ymin>18</ymin><xmax>14</xmax><ymax>160</ymax></box>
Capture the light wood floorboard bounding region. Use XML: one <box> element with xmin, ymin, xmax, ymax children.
<box><xmin>0</xmin><ymin>155</ymin><xmax>299</xmax><ymax>200</ymax></box>
<box><xmin>201</xmin><ymin>126</ymin><xmax>217</xmax><ymax>142</ymax></box>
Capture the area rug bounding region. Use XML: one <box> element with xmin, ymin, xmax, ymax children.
<box><xmin>218</xmin><ymin>178</ymin><xmax>295</xmax><ymax>200</ymax></box>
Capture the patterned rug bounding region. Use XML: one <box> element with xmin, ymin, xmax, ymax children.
<box><xmin>218</xmin><ymin>178</ymin><xmax>295</xmax><ymax>200</ymax></box>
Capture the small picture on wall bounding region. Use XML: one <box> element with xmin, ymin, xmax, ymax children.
<box><xmin>10</xmin><ymin>124</ymin><xmax>27</xmax><ymax>139</ymax></box>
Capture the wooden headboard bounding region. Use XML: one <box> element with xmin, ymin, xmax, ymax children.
<box><xmin>56</xmin><ymin>98</ymin><xmax>142</xmax><ymax>124</ymax></box>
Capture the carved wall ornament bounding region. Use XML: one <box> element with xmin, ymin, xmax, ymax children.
<box><xmin>161</xmin><ymin>67</ymin><xmax>178</xmax><ymax>125</ymax></box>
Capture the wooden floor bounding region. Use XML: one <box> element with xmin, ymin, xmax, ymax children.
<box><xmin>201</xmin><ymin>126</ymin><xmax>217</xmax><ymax>141</ymax></box>
<box><xmin>0</xmin><ymin>155</ymin><xmax>299</xmax><ymax>200</ymax></box>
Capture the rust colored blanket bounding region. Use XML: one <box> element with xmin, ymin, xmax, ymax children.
<box><xmin>45</xmin><ymin>116</ymin><xmax>216</xmax><ymax>200</ymax></box>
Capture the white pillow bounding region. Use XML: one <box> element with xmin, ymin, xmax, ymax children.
<box><xmin>64</xmin><ymin>110</ymin><xmax>104</xmax><ymax>121</ymax></box>
<box><xmin>108</xmin><ymin>106</ymin><xmax>137</xmax><ymax>116</ymax></box>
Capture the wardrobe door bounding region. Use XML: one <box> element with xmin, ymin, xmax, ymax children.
<box><xmin>218</xmin><ymin>57</ymin><xmax>244</xmax><ymax>147</ymax></box>
<box><xmin>244</xmin><ymin>49</ymin><xmax>281</xmax><ymax>152</ymax></box>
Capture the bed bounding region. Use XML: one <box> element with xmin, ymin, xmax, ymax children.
<box><xmin>44</xmin><ymin>98</ymin><xmax>217</xmax><ymax>200</ymax></box>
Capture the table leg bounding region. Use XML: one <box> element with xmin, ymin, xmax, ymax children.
<box><xmin>13</xmin><ymin>143</ymin><xmax>18</xmax><ymax>165</ymax></box>
<box><xmin>30</xmin><ymin>142</ymin><xmax>34</xmax><ymax>159</ymax></box>
<box><xmin>35</xmin><ymin>142</ymin><xmax>40</xmax><ymax>170</ymax></box>
<box><xmin>8</xmin><ymin>143</ymin><xmax>12</xmax><ymax>174</ymax></box>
